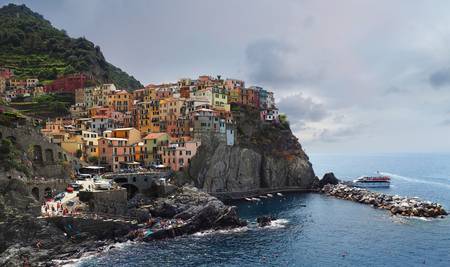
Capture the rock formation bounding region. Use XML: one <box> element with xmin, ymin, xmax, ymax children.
<box><xmin>147</xmin><ymin>186</ymin><xmax>247</xmax><ymax>232</ymax></box>
<box><xmin>322</xmin><ymin>184</ymin><xmax>447</xmax><ymax>218</ymax></box>
<box><xmin>188</xmin><ymin>105</ymin><xmax>317</xmax><ymax>196</ymax></box>
<box><xmin>319</xmin><ymin>172</ymin><xmax>339</xmax><ymax>188</ymax></box>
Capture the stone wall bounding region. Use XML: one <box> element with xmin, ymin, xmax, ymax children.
<box><xmin>79</xmin><ymin>188</ymin><xmax>128</xmax><ymax>215</ymax></box>
<box><xmin>27</xmin><ymin>179</ymin><xmax>68</xmax><ymax>202</ymax></box>
<box><xmin>103</xmin><ymin>171</ymin><xmax>169</xmax><ymax>196</ymax></box>
<box><xmin>0</xmin><ymin>125</ymin><xmax>84</xmax><ymax>179</ymax></box>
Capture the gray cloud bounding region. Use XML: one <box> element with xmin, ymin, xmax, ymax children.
<box><xmin>429</xmin><ymin>68</ymin><xmax>450</xmax><ymax>89</ymax></box>
<box><xmin>277</xmin><ymin>93</ymin><xmax>328</xmax><ymax>131</ymax></box>
<box><xmin>384</xmin><ymin>86</ymin><xmax>408</xmax><ymax>95</ymax></box>
<box><xmin>440</xmin><ymin>118</ymin><xmax>450</xmax><ymax>126</ymax></box>
<box><xmin>246</xmin><ymin>39</ymin><xmax>299</xmax><ymax>87</ymax></box>
<box><xmin>313</xmin><ymin>126</ymin><xmax>361</xmax><ymax>143</ymax></box>
<box><xmin>245</xmin><ymin>39</ymin><xmax>322</xmax><ymax>88</ymax></box>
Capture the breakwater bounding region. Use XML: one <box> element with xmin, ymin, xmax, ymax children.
<box><xmin>322</xmin><ymin>184</ymin><xmax>447</xmax><ymax>218</ymax></box>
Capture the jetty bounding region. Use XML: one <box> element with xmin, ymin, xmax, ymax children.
<box><xmin>322</xmin><ymin>184</ymin><xmax>447</xmax><ymax>218</ymax></box>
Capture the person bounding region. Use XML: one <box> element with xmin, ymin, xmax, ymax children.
<box><xmin>36</xmin><ymin>240</ymin><xmax>42</xmax><ymax>250</ymax></box>
<box><xmin>22</xmin><ymin>256</ymin><xmax>30</xmax><ymax>267</ymax></box>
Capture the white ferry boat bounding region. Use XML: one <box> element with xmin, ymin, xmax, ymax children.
<box><xmin>353</xmin><ymin>175</ymin><xmax>391</xmax><ymax>188</ymax></box>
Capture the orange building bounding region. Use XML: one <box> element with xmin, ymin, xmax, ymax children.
<box><xmin>108</xmin><ymin>90</ymin><xmax>133</xmax><ymax>112</ymax></box>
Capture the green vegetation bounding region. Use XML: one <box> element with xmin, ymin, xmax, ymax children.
<box><xmin>87</xmin><ymin>156</ymin><xmax>98</xmax><ymax>163</ymax></box>
<box><xmin>278</xmin><ymin>113</ymin><xmax>289</xmax><ymax>129</ymax></box>
<box><xmin>0</xmin><ymin>4</ymin><xmax>143</xmax><ymax>90</ymax></box>
<box><xmin>9</xmin><ymin>93</ymin><xmax>73</xmax><ymax>118</ymax></box>
<box><xmin>0</xmin><ymin>110</ymin><xmax>26</xmax><ymax>127</ymax></box>
<box><xmin>75</xmin><ymin>149</ymin><xmax>83</xmax><ymax>159</ymax></box>
<box><xmin>0</xmin><ymin>139</ymin><xmax>30</xmax><ymax>175</ymax></box>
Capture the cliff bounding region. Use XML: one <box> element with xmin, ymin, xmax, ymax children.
<box><xmin>187</xmin><ymin>105</ymin><xmax>317</xmax><ymax>197</ymax></box>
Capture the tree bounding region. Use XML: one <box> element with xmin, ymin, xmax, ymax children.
<box><xmin>75</xmin><ymin>149</ymin><xmax>82</xmax><ymax>159</ymax></box>
<box><xmin>87</xmin><ymin>156</ymin><xmax>98</xmax><ymax>163</ymax></box>
<box><xmin>50</xmin><ymin>101</ymin><xmax>69</xmax><ymax>115</ymax></box>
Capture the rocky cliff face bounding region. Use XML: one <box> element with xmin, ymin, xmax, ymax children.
<box><xmin>188</xmin><ymin>105</ymin><xmax>317</xmax><ymax>195</ymax></box>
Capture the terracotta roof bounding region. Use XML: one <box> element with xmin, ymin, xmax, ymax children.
<box><xmin>143</xmin><ymin>133</ymin><xmax>167</xmax><ymax>139</ymax></box>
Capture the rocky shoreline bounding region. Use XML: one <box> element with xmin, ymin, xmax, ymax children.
<box><xmin>0</xmin><ymin>177</ymin><xmax>246</xmax><ymax>266</ymax></box>
<box><xmin>322</xmin><ymin>183</ymin><xmax>447</xmax><ymax>218</ymax></box>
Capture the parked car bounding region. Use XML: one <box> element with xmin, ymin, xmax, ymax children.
<box><xmin>69</xmin><ymin>182</ymin><xmax>83</xmax><ymax>191</ymax></box>
<box><xmin>54</xmin><ymin>192</ymin><xmax>65</xmax><ymax>201</ymax></box>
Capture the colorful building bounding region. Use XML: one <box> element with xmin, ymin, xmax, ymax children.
<box><xmin>160</xmin><ymin>140</ymin><xmax>201</xmax><ymax>171</ymax></box>
<box><xmin>81</xmin><ymin>130</ymin><xmax>99</xmax><ymax>159</ymax></box>
<box><xmin>44</xmin><ymin>73</ymin><xmax>93</xmax><ymax>94</ymax></box>
<box><xmin>98</xmin><ymin>137</ymin><xmax>133</xmax><ymax>172</ymax></box>
<box><xmin>136</xmin><ymin>100</ymin><xmax>160</xmax><ymax>134</ymax></box>
<box><xmin>142</xmin><ymin>132</ymin><xmax>169</xmax><ymax>166</ymax></box>
<box><xmin>108</xmin><ymin>90</ymin><xmax>133</xmax><ymax>113</ymax></box>
<box><xmin>111</xmin><ymin>127</ymin><xmax>142</xmax><ymax>145</ymax></box>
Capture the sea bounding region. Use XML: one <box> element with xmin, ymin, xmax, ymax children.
<box><xmin>77</xmin><ymin>153</ymin><xmax>450</xmax><ymax>267</ymax></box>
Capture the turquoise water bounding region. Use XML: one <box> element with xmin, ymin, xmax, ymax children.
<box><xmin>79</xmin><ymin>153</ymin><xmax>450</xmax><ymax>267</ymax></box>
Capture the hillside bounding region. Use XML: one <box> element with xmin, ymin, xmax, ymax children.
<box><xmin>0</xmin><ymin>4</ymin><xmax>143</xmax><ymax>90</ymax></box>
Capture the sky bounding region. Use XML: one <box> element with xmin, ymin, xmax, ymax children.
<box><xmin>3</xmin><ymin>0</ymin><xmax>450</xmax><ymax>153</ymax></box>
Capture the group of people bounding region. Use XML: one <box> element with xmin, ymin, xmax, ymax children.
<box><xmin>42</xmin><ymin>200</ymin><xmax>73</xmax><ymax>217</ymax></box>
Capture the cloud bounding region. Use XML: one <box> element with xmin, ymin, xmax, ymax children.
<box><xmin>384</xmin><ymin>86</ymin><xmax>408</xmax><ymax>95</ymax></box>
<box><xmin>277</xmin><ymin>93</ymin><xmax>328</xmax><ymax>131</ymax></box>
<box><xmin>313</xmin><ymin>126</ymin><xmax>361</xmax><ymax>143</ymax></box>
<box><xmin>429</xmin><ymin>68</ymin><xmax>450</xmax><ymax>89</ymax></box>
<box><xmin>245</xmin><ymin>39</ymin><xmax>322</xmax><ymax>88</ymax></box>
<box><xmin>440</xmin><ymin>118</ymin><xmax>450</xmax><ymax>126</ymax></box>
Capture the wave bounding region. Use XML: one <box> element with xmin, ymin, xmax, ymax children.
<box><xmin>192</xmin><ymin>226</ymin><xmax>250</xmax><ymax>237</ymax></box>
<box><xmin>55</xmin><ymin>240</ymin><xmax>137</xmax><ymax>266</ymax></box>
<box><xmin>266</xmin><ymin>219</ymin><xmax>289</xmax><ymax>229</ymax></box>
<box><xmin>379</xmin><ymin>172</ymin><xmax>450</xmax><ymax>189</ymax></box>
<box><xmin>192</xmin><ymin>219</ymin><xmax>290</xmax><ymax>237</ymax></box>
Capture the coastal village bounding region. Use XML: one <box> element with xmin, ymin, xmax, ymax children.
<box><xmin>0</xmin><ymin>68</ymin><xmax>280</xmax><ymax>173</ymax></box>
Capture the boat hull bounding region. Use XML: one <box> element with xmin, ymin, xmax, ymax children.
<box><xmin>353</xmin><ymin>182</ymin><xmax>390</xmax><ymax>188</ymax></box>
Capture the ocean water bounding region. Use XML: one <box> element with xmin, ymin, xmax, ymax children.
<box><xmin>78</xmin><ymin>153</ymin><xmax>450</xmax><ymax>267</ymax></box>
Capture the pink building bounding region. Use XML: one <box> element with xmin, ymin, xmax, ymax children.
<box><xmin>98</xmin><ymin>137</ymin><xmax>133</xmax><ymax>172</ymax></box>
<box><xmin>160</xmin><ymin>140</ymin><xmax>201</xmax><ymax>171</ymax></box>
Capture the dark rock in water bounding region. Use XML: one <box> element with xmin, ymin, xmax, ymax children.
<box><xmin>319</xmin><ymin>172</ymin><xmax>339</xmax><ymax>188</ymax></box>
<box><xmin>257</xmin><ymin>216</ymin><xmax>276</xmax><ymax>227</ymax></box>
<box><xmin>145</xmin><ymin>186</ymin><xmax>247</xmax><ymax>240</ymax></box>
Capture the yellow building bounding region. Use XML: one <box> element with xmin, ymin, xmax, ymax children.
<box><xmin>82</xmin><ymin>130</ymin><xmax>99</xmax><ymax>159</ymax></box>
<box><xmin>142</xmin><ymin>132</ymin><xmax>169</xmax><ymax>166</ymax></box>
<box><xmin>111</xmin><ymin>127</ymin><xmax>141</xmax><ymax>145</ymax></box>
<box><xmin>136</xmin><ymin>100</ymin><xmax>160</xmax><ymax>134</ymax></box>
<box><xmin>143</xmin><ymin>86</ymin><xmax>157</xmax><ymax>102</ymax></box>
<box><xmin>107</xmin><ymin>90</ymin><xmax>133</xmax><ymax>112</ymax></box>
<box><xmin>61</xmin><ymin>135</ymin><xmax>84</xmax><ymax>159</ymax></box>
<box><xmin>212</xmin><ymin>87</ymin><xmax>230</xmax><ymax>111</ymax></box>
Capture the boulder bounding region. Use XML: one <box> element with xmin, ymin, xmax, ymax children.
<box><xmin>256</xmin><ymin>215</ymin><xmax>276</xmax><ymax>227</ymax></box>
<box><xmin>319</xmin><ymin>173</ymin><xmax>339</xmax><ymax>188</ymax></box>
